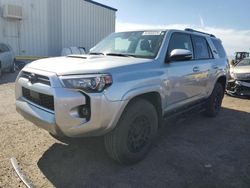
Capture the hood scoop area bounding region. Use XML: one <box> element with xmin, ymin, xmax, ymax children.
<box><xmin>67</xmin><ymin>54</ymin><xmax>105</xmax><ymax>59</ymax></box>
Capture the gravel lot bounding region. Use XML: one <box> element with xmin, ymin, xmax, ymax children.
<box><xmin>1</xmin><ymin>71</ymin><xmax>250</xmax><ymax>188</ymax></box>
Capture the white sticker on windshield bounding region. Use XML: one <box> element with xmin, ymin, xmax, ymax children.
<box><xmin>142</xmin><ymin>31</ymin><xmax>162</xmax><ymax>36</ymax></box>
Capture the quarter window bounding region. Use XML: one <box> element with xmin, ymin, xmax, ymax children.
<box><xmin>192</xmin><ymin>35</ymin><xmax>211</xmax><ymax>59</ymax></box>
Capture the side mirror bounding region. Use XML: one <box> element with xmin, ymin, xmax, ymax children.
<box><xmin>167</xmin><ymin>49</ymin><xmax>192</xmax><ymax>63</ymax></box>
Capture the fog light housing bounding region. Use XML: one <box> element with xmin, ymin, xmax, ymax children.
<box><xmin>79</xmin><ymin>105</ymin><xmax>90</xmax><ymax>120</ymax></box>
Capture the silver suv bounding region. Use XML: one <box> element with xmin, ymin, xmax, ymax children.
<box><xmin>15</xmin><ymin>29</ymin><xmax>228</xmax><ymax>164</ymax></box>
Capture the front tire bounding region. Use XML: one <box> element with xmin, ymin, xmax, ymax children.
<box><xmin>204</xmin><ymin>82</ymin><xmax>224</xmax><ymax>117</ymax></box>
<box><xmin>104</xmin><ymin>99</ymin><xmax>158</xmax><ymax>164</ymax></box>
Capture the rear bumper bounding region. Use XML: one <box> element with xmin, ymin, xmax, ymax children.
<box><xmin>15</xmin><ymin>68</ymin><xmax>128</xmax><ymax>137</ymax></box>
<box><xmin>226</xmin><ymin>79</ymin><xmax>250</xmax><ymax>96</ymax></box>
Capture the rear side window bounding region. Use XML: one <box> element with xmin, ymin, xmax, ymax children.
<box><xmin>212</xmin><ymin>39</ymin><xmax>226</xmax><ymax>58</ymax></box>
<box><xmin>0</xmin><ymin>44</ymin><xmax>10</xmax><ymax>52</ymax></box>
<box><xmin>192</xmin><ymin>35</ymin><xmax>212</xmax><ymax>59</ymax></box>
<box><xmin>167</xmin><ymin>33</ymin><xmax>193</xmax><ymax>57</ymax></box>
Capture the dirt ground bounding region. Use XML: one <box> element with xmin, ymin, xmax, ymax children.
<box><xmin>1</xmin><ymin>71</ymin><xmax>250</xmax><ymax>188</ymax></box>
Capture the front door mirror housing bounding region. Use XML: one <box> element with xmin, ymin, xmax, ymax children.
<box><xmin>166</xmin><ymin>49</ymin><xmax>192</xmax><ymax>63</ymax></box>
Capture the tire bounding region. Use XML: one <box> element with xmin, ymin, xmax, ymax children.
<box><xmin>9</xmin><ymin>60</ymin><xmax>16</xmax><ymax>73</ymax></box>
<box><xmin>104</xmin><ymin>99</ymin><xmax>158</xmax><ymax>164</ymax></box>
<box><xmin>0</xmin><ymin>62</ymin><xmax>2</xmax><ymax>78</ymax></box>
<box><xmin>204</xmin><ymin>82</ymin><xmax>224</xmax><ymax>117</ymax></box>
<box><xmin>49</xmin><ymin>133</ymin><xmax>71</xmax><ymax>144</ymax></box>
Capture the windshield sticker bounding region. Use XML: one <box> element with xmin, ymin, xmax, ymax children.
<box><xmin>142</xmin><ymin>31</ymin><xmax>162</xmax><ymax>36</ymax></box>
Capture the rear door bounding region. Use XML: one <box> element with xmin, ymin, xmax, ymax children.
<box><xmin>165</xmin><ymin>32</ymin><xmax>205</xmax><ymax>108</ymax></box>
<box><xmin>191</xmin><ymin>35</ymin><xmax>214</xmax><ymax>96</ymax></box>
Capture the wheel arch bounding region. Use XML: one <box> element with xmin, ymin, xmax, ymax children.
<box><xmin>216</xmin><ymin>75</ymin><xmax>227</xmax><ymax>91</ymax></box>
<box><xmin>124</xmin><ymin>91</ymin><xmax>163</xmax><ymax>127</ymax></box>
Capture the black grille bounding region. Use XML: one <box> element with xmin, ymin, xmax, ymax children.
<box><xmin>21</xmin><ymin>71</ymin><xmax>51</xmax><ymax>86</ymax></box>
<box><xmin>238</xmin><ymin>86</ymin><xmax>250</xmax><ymax>92</ymax></box>
<box><xmin>22</xmin><ymin>87</ymin><xmax>54</xmax><ymax>111</ymax></box>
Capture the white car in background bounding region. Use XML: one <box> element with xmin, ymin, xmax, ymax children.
<box><xmin>0</xmin><ymin>43</ymin><xmax>15</xmax><ymax>77</ymax></box>
<box><xmin>226</xmin><ymin>57</ymin><xmax>250</xmax><ymax>96</ymax></box>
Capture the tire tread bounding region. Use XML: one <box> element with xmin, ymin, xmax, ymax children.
<box><xmin>104</xmin><ymin>99</ymin><xmax>158</xmax><ymax>164</ymax></box>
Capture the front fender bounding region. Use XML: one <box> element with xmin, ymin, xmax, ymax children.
<box><xmin>121</xmin><ymin>84</ymin><xmax>163</xmax><ymax>101</ymax></box>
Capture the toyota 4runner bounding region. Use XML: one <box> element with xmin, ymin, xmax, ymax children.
<box><xmin>15</xmin><ymin>28</ymin><xmax>228</xmax><ymax>164</ymax></box>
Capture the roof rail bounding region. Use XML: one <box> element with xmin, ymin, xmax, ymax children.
<box><xmin>184</xmin><ymin>28</ymin><xmax>215</xmax><ymax>37</ymax></box>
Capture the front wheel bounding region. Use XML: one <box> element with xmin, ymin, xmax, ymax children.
<box><xmin>204</xmin><ymin>82</ymin><xmax>224</xmax><ymax>117</ymax></box>
<box><xmin>104</xmin><ymin>99</ymin><xmax>158</xmax><ymax>164</ymax></box>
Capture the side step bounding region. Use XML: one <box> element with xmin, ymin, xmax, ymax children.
<box><xmin>163</xmin><ymin>100</ymin><xmax>207</xmax><ymax>121</ymax></box>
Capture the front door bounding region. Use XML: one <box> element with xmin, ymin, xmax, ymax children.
<box><xmin>164</xmin><ymin>32</ymin><xmax>206</xmax><ymax>109</ymax></box>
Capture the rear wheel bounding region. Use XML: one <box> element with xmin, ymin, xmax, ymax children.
<box><xmin>9</xmin><ymin>59</ymin><xmax>16</xmax><ymax>73</ymax></box>
<box><xmin>204</xmin><ymin>82</ymin><xmax>224</xmax><ymax>117</ymax></box>
<box><xmin>104</xmin><ymin>99</ymin><xmax>158</xmax><ymax>164</ymax></box>
<box><xmin>0</xmin><ymin>62</ymin><xmax>2</xmax><ymax>77</ymax></box>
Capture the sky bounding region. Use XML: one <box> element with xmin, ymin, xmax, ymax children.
<box><xmin>97</xmin><ymin>0</ymin><xmax>250</xmax><ymax>56</ymax></box>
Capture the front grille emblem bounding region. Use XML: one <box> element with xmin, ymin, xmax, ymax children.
<box><xmin>28</xmin><ymin>73</ymin><xmax>37</xmax><ymax>84</ymax></box>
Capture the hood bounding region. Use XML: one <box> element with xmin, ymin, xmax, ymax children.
<box><xmin>26</xmin><ymin>55</ymin><xmax>152</xmax><ymax>75</ymax></box>
<box><xmin>232</xmin><ymin>65</ymin><xmax>250</xmax><ymax>74</ymax></box>
<box><xmin>231</xmin><ymin>65</ymin><xmax>250</xmax><ymax>80</ymax></box>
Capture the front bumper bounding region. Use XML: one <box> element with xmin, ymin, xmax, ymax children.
<box><xmin>226</xmin><ymin>79</ymin><xmax>250</xmax><ymax>96</ymax></box>
<box><xmin>15</xmin><ymin>68</ymin><xmax>127</xmax><ymax>137</ymax></box>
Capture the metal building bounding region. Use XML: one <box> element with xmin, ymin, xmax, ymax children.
<box><xmin>0</xmin><ymin>0</ymin><xmax>117</xmax><ymax>57</ymax></box>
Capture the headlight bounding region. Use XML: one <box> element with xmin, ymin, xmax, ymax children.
<box><xmin>230</xmin><ymin>71</ymin><xmax>236</xmax><ymax>79</ymax></box>
<box><xmin>60</xmin><ymin>74</ymin><xmax>112</xmax><ymax>92</ymax></box>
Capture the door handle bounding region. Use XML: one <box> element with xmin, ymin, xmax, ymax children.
<box><xmin>193</xmin><ymin>66</ymin><xmax>200</xmax><ymax>72</ymax></box>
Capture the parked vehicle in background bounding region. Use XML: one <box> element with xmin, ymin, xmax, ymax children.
<box><xmin>15</xmin><ymin>28</ymin><xmax>228</xmax><ymax>164</ymax></box>
<box><xmin>61</xmin><ymin>47</ymin><xmax>86</xmax><ymax>56</ymax></box>
<box><xmin>230</xmin><ymin>52</ymin><xmax>250</xmax><ymax>66</ymax></box>
<box><xmin>0</xmin><ymin>43</ymin><xmax>16</xmax><ymax>77</ymax></box>
<box><xmin>227</xmin><ymin>57</ymin><xmax>250</xmax><ymax>96</ymax></box>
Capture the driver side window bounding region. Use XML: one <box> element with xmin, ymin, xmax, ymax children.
<box><xmin>167</xmin><ymin>33</ymin><xmax>193</xmax><ymax>59</ymax></box>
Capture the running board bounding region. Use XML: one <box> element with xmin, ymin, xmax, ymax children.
<box><xmin>163</xmin><ymin>100</ymin><xmax>207</xmax><ymax>121</ymax></box>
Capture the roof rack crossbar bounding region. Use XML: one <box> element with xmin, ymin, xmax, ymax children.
<box><xmin>184</xmin><ymin>28</ymin><xmax>215</xmax><ymax>37</ymax></box>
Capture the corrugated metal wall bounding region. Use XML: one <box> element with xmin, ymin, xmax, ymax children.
<box><xmin>47</xmin><ymin>0</ymin><xmax>62</xmax><ymax>56</ymax></box>
<box><xmin>0</xmin><ymin>0</ymin><xmax>49</xmax><ymax>56</ymax></box>
<box><xmin>0</xmin><ymin>0</ymin><xmax>116</xmax><ymax>56</ymax></box>
<box><xmin>61</xmin><ymin>0</ymin><xmax>116</xmax><ymax>53</ymax></box>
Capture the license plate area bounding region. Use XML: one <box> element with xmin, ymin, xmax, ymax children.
<box><xmin>30</xmin><ymin>90</ymin><xmax>40</xmax><ymax>100</ymax></box>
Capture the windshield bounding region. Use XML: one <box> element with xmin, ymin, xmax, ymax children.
<box><xmin>236</xmin><ymin>59</ymin><xmax>250</xmax><ymax>66</ymax></box>
<box><xmin>90</xmin><ymin>31</ymin><xmax>166</xmax><ymax>59</ymax></box>
<box><xmin>235</xmin><ymin>52</ymin><xmax>250</xmax><ymax>60</ymax></box>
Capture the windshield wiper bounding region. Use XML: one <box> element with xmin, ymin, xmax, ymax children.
<box><xmin>106</xmin><ymin>53</ymin><xmax>137</xmax><ymax>58</ymax></box>
<box><xmin>89</xmin><ymin>52</ymin><xmax>104</xmax><ymax>55</ymax></box>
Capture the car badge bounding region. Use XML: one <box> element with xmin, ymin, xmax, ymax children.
<box><xmin>28</xmin><ymin>73</ymin><xmax>37</xmax><ymax>84</ymax></box>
